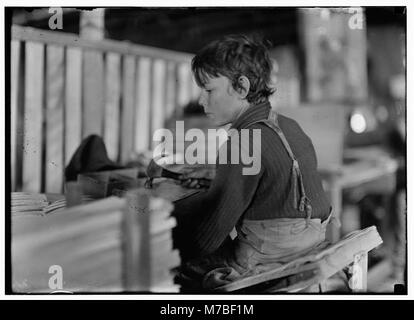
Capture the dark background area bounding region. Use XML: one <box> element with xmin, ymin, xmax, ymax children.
<box><xmin>12</xmin><ymin>7</ymin><xmax>406</xmax><ymax>53</ymax></box>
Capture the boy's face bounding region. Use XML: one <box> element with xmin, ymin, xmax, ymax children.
<box><xmin>198</xmin><ymin>76</ymin><xmax>246</xmax><ymax>126</ymax></box>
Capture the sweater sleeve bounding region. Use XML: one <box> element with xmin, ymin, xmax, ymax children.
<box><xmin>173</xmin><ymin>133</ymin><xmax>264</xmax><ymax>256</ymax></box>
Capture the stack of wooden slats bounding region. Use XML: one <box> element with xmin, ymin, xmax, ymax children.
<box><xmin>12</xmin><ymin>197</ymin><xmax>127</xmax><ymax>293</ymax></box>
<box><xmin>43</xmin><ymin>196</ymin><xmax>95</xmax><ymax>214</ymax></box>
<box><xmin>11</xmin><ymin>192</ymin><xmax>96</xmax><ymax>216</ymax></box>
<box><xmin>123</xmin><ymin>190</ymin><xmax>180</xmax><ymax>292</ymax></box>
<box><xmin>12</xmin><ymin>190</ymin><xmax>181</xmax><ymax>293</ymax></box>
<box><xmin>11</xmin><ymin>192</ymin><xmax>48</xmax><ymax>216</ymax></box>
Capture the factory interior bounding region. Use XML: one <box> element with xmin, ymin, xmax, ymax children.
<box><xmin>8</xmin><ymin>7</ymin><xmax>406</xmax><ymax>294</ymax></box>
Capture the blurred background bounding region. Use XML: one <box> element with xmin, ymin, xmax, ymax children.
<box><xmin>8</xmin><ymin>7</ymin><xmax>406</xmax><ymax>292</ymax></box>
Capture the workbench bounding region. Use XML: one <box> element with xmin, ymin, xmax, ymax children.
<box><xmin>320</xmin><ymin>146</ymin><xmax>398</xmax><ymax>243</ymax></box>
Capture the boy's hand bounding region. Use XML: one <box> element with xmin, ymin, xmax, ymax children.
<box><xmin>178</xmin><ymin>167</ymin><xmax>215</xmax><ymax>189</ymax></box>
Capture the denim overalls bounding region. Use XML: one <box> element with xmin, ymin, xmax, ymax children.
<box><xmin>182</xmin><ymin>110</ymin><xmax>337</xmax><ymax>289</ymax></box>
<box><xmin>229</xmin><ymin>110</ymin><xmax>335</xmax><ymax>274</ymax></box>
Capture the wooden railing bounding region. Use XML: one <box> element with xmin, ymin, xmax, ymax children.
<box><xmin>11</xmin><ymin>25</ymin><xmax>200</xmax><ymax>194</ymax></box>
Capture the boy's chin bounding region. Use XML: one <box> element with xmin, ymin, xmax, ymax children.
<box><xmin>213</xmin><ymin>119</ymin><xmax>230</xmax><ymax>127</ymax></box>
<box><xmin>210</xmin><ymin>117</ymin><xmax>231</xmax><ymax>127</ymax></box>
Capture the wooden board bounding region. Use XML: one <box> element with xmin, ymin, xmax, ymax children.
<box><xmin>191</xmin><ymin>71</ymin><xmax>200</xmax><ymax>100</ymax></box>
<box><xmin>176</xmin><ymin>62</ymin><xmax>192</xmax><ymax>113</ymax></box>
<box><xmin>65</xmin><ymin>47</ymin><xmax>82</xmax><ymax>165</ymax></box>
<box><xmin>82</xmin><ymin>49</ymin><xmax>104</xmax><ymax>137</ymax></box>
<box><xmin>11</xmin><ymin>40</ymin><xmax>21</xmax><ymax>191</ymax></box>
<box><xmin>135</xmin><ymin>57</ymin><xmax>152</xmax><ymax>152</ymax></box>
<box><xmin>122</xmin><ymin>191</ymin><xmax>177</xmax><ymax>291</ymax></box>
<box><xmin>13</xmin><ymin>25</ymin><xmax>193</xmax><ymax>64</ymax></box>
<box><xmin>151</xmin><ymin>59</ymin><xmax>167</xmax><ymax>149</ymax></box>
<box><xmin>45</xmin><ymin>44</ymin><xmax>65</xmax><ymax>193</ymax></box>
<box><xmin>104</xmin><ymin>52</ymin><xmax>121</xmax><ymax>162</ymax></box>
<box><xmin>165</xmin><ymin>61</ymin><xmax>177</xmax><ymax>122</ymax></box>
<box><xmin>120</xmin><ymin>55</ymin><xmax>136</xmax><ymax>163</ymax></box>
<box><xmin>23</xmin><ymin>42</ymin><xmax>44</xmax><ymax>192</ymax></box>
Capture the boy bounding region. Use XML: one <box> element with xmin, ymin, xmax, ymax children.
<box><xmin>172</xmin><ymin>35</ymin><xmax>332</xmax><ymax>290</ymax></box>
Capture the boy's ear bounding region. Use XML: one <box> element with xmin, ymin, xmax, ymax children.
<box><xmin>237</xmin><ymin>76</ymin><xmax>250</xmax><ymax>99</ymax></box>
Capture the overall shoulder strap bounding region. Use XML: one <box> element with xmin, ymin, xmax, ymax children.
<box><xmin>249</xmin><ymin>110</ymin><xmax>312</xmax><ymax>220</ymax></box>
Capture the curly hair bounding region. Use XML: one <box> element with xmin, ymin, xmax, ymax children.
<box><xmin>191</xmin><ymin>35</ymin><xmax>275</xmax><ymax>105</ymax></box>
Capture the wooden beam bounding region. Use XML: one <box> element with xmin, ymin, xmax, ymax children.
<box><xmin>151</xmin><ymin>59</ymin><xmax>167</xmax><ymax>149</ymax></box>
<box><xmin>104</xmin><ymin>52</ymin><xmax>121</xmax><ymax>162</ymax></box>
<box><xmin>176</xmin><ymin>62</ymin><xmax>192</xmax><ymax>112</ymax></box>
<box><xmin>165</xmin><ymin>61</ymin><xmax>177</xmax><ymax>121</ymax></box>
<box><xmin>120</xmin><ymin>55</ymin><xmax>136</xmax><ymax>163</ymax></box>
<box><xmin>82</xmin><ymin>50</ymin><xmax>104</xmax><ymax>137</ymax></box>
<box><xmin>135</xmin><ymin>57</ymin><xmax>152</xmax><ymax>152</ymax></box>
<box><xmin>349</xmin><ymin>251</ymin><xmax>368</xmax><ymax>292</ymax></box>
<box><xmin>45</xmin><ymin>44</ymin><xmax>65</xmax><ymax>193</ymax></box>
<box><xmin>80</xmin><ymin>10</ymin><xmax>105</xmax><ymax>138</ymax></box>
<box><xmin>11</xmin><ymin>40</ymin><xmax>21</xmax><ymax>191</ymax></box>
<box><xmin>23</xmin><ymin>42</ymin><xmax>44</xmax><ymax>192</ymax></box>
<box><xmin>79</xmin><ymin>9</ymin><xmax>105</xmax><ymax>41</ymax></box>
<box><xmin>65</xmin><ymin>47</ymin><xmax>83</xmax><ymax>166</ymax></box>
<box><xmin>12</xmin><ymin>25</ymin><xmax>193</xmax><ymax>63</ymax></box>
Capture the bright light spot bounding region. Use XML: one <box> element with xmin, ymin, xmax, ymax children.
<box><xmin>350</xmin><ymin>113</ymin><xmax>367</xmax><ymax>134</ymax></box>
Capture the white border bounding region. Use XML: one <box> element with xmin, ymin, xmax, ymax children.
<box><xmin>0</xmin><ymin>1</ymin><xmax>411</xmax><ymax>301</ymax></box>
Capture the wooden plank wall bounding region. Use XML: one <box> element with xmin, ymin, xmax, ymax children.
<box><xmin>11</xmin><ymin>25</ymin><xmax>198</xmax><ymax>193</ymax></box>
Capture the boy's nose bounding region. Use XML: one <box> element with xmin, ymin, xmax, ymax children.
<box><xmin>198</xmin><ymin>94</ymin><xmax>207</xmax><ymax>109</ymax></box>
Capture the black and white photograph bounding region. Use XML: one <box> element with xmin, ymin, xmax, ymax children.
<box><xmin>3</xmin><ymin>4</ymin><xmax>408</xmax><ymax>300</ymax></box>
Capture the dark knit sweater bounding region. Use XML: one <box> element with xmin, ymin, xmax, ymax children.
<box><xmin>173</xmin><ymin>101</ymin><xmax>330</xmax><ymax>256</ymax></box>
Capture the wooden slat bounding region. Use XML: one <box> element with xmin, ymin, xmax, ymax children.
<box><xmin>120</xmin><ymin>55</ymin><xmax>136</xmax><ymax>163</ymax></box>
<box><xmin>12</xmin><ymin>25</ymin><xmax>194</xmax><ymax>64</ymax></box>
<box><xmin>45</xmin><ymin>44</ymin><xmax>65</xmax><ymax>193</ymax></box>
<box><xmin>82</xmin><ymin>49</ymin><xmax>104</xmax><ymax>137</ymax></box>
<box><xmin>23</xmin><ymin>42</ymin><xmax>44</xmax><ymax>192</ymax></box>
<box><xmin>151</xmin><ymin>59</ymin><xmax>167</xmax><ymax>149</ymax></box>
<box><xmin>191</xmin><ymin>72</ymin><xmax>200</xmax><ymax>101</ymax></box>
<box><xmin>176</xmin><ymin>63</ymin><xmax>192</xmax><ymax>111</ymax></box>
<box><xmin>79</xmin><ymin>9</ymin><xmax>105</xmax><ymax>41</ymax></box>
<box><xmin>65</xmin><ymin>47</ymin><xmax>82</xmax><ymax>165</ymax></box>
<box><xmin>11</xmin><ymin>40</ymin><xmax>21</xmax><ymax>191</ymax></box>
<box><xmin>164</xmin><ymin>61</ymin><xmax>177</xmax><ymax>123</ymax></box>
<box><xmin>135</xmin><ymin>57</ymin><xmax>152</xmax><ymax>152</ymax></box>
<box><xmin>104</xmin><ymin>52</ymin><xmax>121</xmax><ymax>162</ymax></box>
